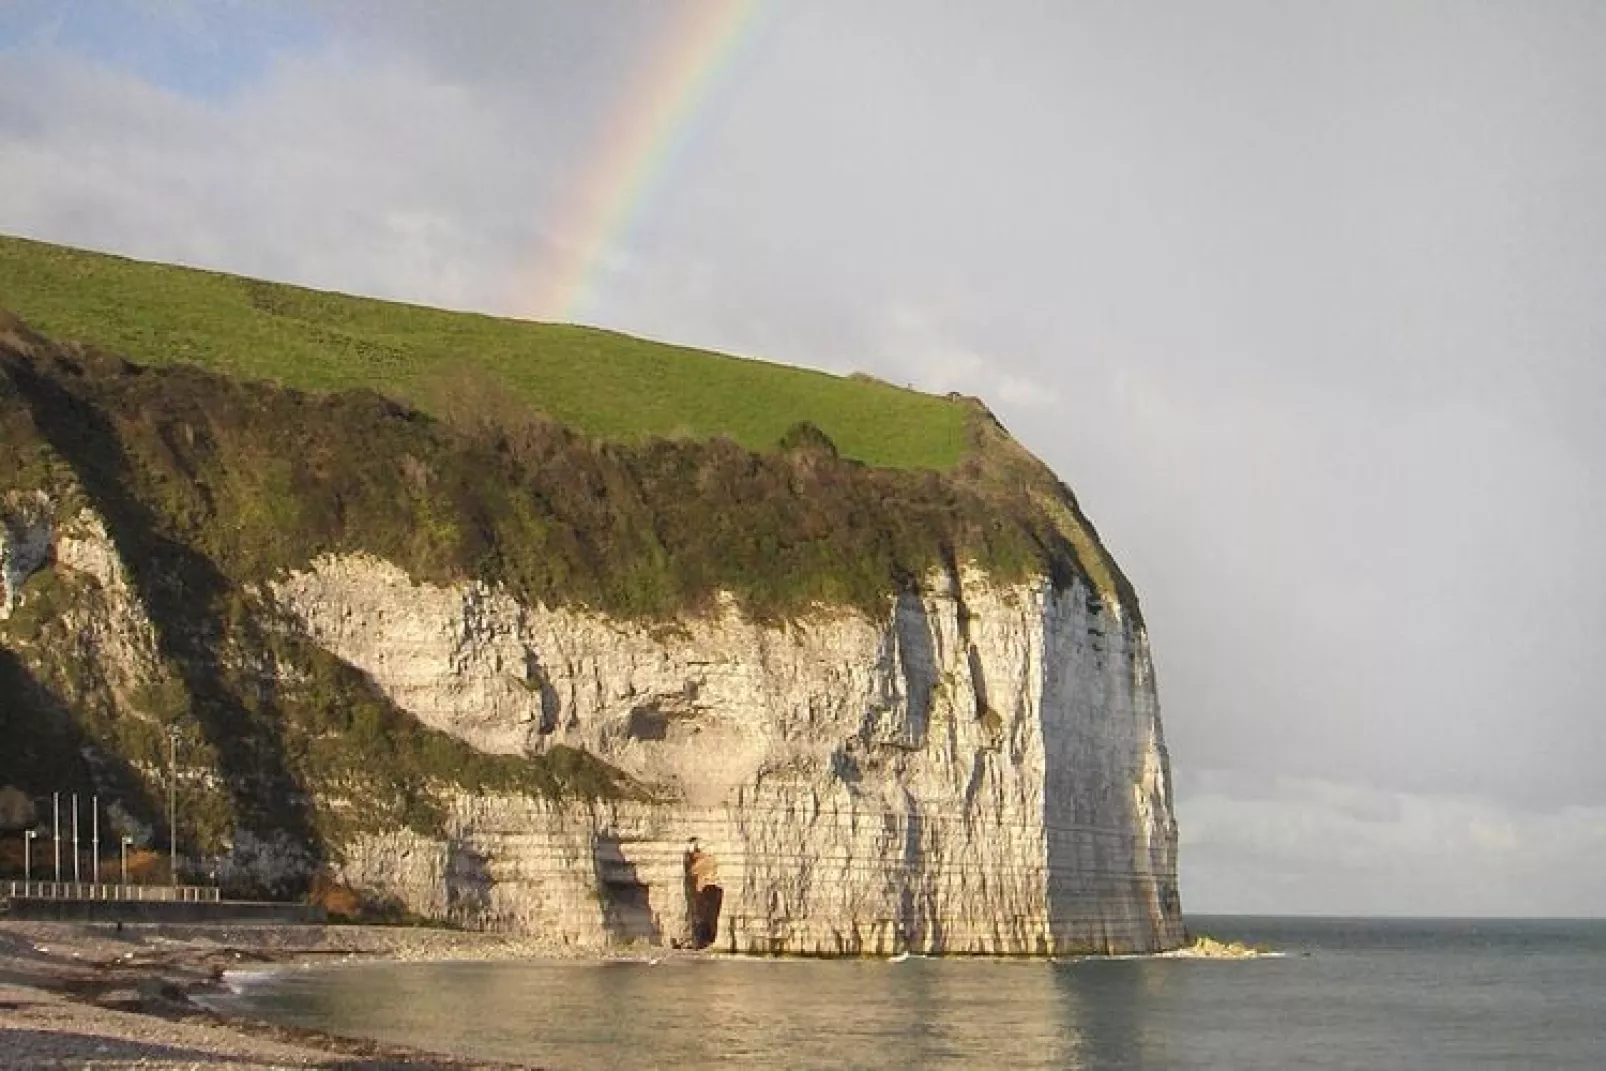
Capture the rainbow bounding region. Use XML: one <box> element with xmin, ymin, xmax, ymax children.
<box><xmin>521</xmin><ymin>0</ymin><xmax>763</xmax><ymax>323</ymax></box>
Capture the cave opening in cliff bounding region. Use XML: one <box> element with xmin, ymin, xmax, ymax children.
<box><xmin>684</xmin><ymin>839</ymin><xmax>723</xmax><ymax>950</ymax></box>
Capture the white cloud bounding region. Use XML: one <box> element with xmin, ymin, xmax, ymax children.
<box><xmin>1179</xmin><ymin>770</ymin><xmax>1606</xmax><ymax>917</ymax></box>
<box><xmin>0</xmin><ymin>43</ymin><xmax>556</xmax><ymax>314</ymax></box>
<box><xmin>873</xmin><ymin>302</ymin><xmax>1059</xmax><ymax>408</ymax></box>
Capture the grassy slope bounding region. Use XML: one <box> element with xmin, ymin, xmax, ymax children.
<box><xmin>0</xmin><ymin>234</ymin><xmax>966</xmax><ymax>470</ymax></box>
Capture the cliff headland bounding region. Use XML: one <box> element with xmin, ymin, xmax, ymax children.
<box><xmin>0</xmin><ymin>234</ymin><xmax>1181</xmax><ymax>956</ymax></box>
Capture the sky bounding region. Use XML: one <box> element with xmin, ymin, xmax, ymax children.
<box><xmin>2</xmin><ymin>0</ymin><xmax>1603</xmax><ymax>916</ymax></box>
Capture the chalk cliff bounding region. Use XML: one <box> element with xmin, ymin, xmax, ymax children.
<box><xmin>0</xmin><ymin>313</ymin><xmax>1182</xmax><ymax>955</ymax></box>
<box><xmin>278</xmin><ymin>554</ymin><xmax>1180</xmax><ymax>954</ymax></box>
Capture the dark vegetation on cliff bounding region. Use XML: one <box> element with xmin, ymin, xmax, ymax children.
<box><xmin>0</xmin><ymin>234</ymin><xmax>1138</xmax><ymax>896</ymax></box>
<box><xmin>0</xmin><ymin>324</ymin><xmax>637</xmax><ymax>892</ymax></box>
<box><xmin>0</xmin><ymin>318</ymin><xmax>1086</xmax><ymax>621</ymax></box>
<box><xmin>0</xmin><ymin>235</ymin><xmax>1135</xmax><ymax>612</ymax></box>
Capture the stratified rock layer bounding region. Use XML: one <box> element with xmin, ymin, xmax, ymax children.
<box><xmin>276</xmin><ymin>554</ymin><xmax>1182</xmax><ymax>955</ymax></box>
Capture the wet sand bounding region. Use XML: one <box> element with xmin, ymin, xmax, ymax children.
<box><xmin>0</xmin><ymin>920</ymin><xmax>555</xmax><ymax>1069</ymax></box>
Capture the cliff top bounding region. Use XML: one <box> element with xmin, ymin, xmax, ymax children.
<box><xmin>0</xmin><ymin>233</ymin><xmax>966</xmax><ymax>471</ymax></box>
<box><xmin>0</xmin><ymin>233</ymin><xmax>1139</xmax><ymax>620</ymax></box>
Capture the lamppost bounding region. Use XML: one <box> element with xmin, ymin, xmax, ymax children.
<box><xmin>24</xmin><ymin>829</ymin><xmax>38</xmax><ymax>882</ymax></box>
<box><xmin>168</xmin><ymin>727</ymin><xmax>179</xmax><ymax>887</ymax></box>
<box><xmin>121</xmin><ymin>835</ymin><xmax>133</xmax><ymax>886</ymax></box>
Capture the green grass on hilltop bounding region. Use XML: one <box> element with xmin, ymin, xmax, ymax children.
<box><xmin>0</xmin><ymin>233</ymin><xmax>967</xmax><ymax>470</ymax></box>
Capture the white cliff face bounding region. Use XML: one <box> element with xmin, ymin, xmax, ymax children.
<box><xmin>0</xmin><ymin>492</ymin><xmax>53</xmax><ymax>618</ymax></box>
<box><xmin>52</xmin><ymin>508</ymin><xmax>165</xmax><ymax>689</ymax></box>
<box><xmin>0</xmin><ymin>497</ymin><xmax>164</xmax><ymax>699</ymax></box>
<box><xmin>278</xmin><ymin>554</ymin><xmax>1183</xmax><ymax>955</ymax></box>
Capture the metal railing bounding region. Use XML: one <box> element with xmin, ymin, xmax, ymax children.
<box><xmin>3</xmin><ymin>880</ymin><xmax>220</xmax><ymax>903</ymax></box>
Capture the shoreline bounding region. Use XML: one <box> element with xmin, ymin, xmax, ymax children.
<box><xmin>0</xmin><ymin>920</ymin><xmax>1268</xmax><ymax>1069</ymax></box>
<box><xmin>0</xmin><ymin>919</ymin><xmax>557</xmax><ymax>1069</ymax></box>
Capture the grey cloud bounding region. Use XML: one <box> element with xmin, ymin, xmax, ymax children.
<box><xmin>0</xmin><ymin>42</ymin><xmax>556</xmax><ymax>309</ymax></box>
<box><xmin>2</xmin><ymin>0</ymin><xmax>1603</xmax><ymax>914</ymax></box>
<box><xmin>1180</xmin><ymin>769</ymin><xmax>1606</xmax><ymax>916</ymax></box>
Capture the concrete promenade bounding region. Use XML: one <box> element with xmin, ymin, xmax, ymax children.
<box><xmin>1</xmin><ymin>881</ymin><xmax>323</xmax><ymax>923</ymax></box>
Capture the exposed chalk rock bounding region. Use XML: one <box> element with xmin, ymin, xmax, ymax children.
<box><xmin>0</xmin><ymin>491</ymin><xmax>52</xmax><ymax>618</ymax></box>
<box><xmin>279</xmin><ymin>554</ymin><xmax>1183</xmax><ymax>955</ymax></box>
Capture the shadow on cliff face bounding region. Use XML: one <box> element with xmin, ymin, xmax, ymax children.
<box><xmin>893</xmin><ymin>591</ymin><xmax>937</xmax><ymax>750</ymax></box>
<box><xmin>445</xmin><ymin>843</ymin><xmax>491</xmax><ymax>924</ymax></box>
<box><xmin>3</xmin><ymin>348</ymin><xmax>322</xmax><ymax>895</ymax></box>
<box><xmin>1040</xmin><ymin>593</ymin><xmax>1115</xmax><ymax>955</ymax></box>
<box><xmin>0</xmin><ymin>646</ymin><xmax>162</xmax><ymax>869</ymax></box>
<box><xmin>592</xmin><ymin>833</ymin><xmax>661</xmax><ymax>945</ymax></box>
<box><xmin>1037</xmin><ymin>592</ymin><xmax>1182</xmax><ymax>954</ymax></box>
<box><xmin>898</xmin><ymin>808</ymin><xmax>932</xmax><ymax>952</ymax></box>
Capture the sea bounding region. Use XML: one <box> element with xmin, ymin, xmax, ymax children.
<box><xmin>204</xmin><ymin>917</ymin><xmax>1606</xmax><ymax>1069</ymax></box>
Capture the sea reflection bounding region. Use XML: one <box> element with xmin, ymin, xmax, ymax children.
<box><xmin>218</xmin><ymin>955</ymin><xmax>1214</xmax><ymax>1069</ymax></box>
<box><xmin>211</xmin><ymin>920</ymin><xmax>1606</xmax><ymax>1070</ymax></box>
<box><xmin>1056</xmin><ymin>959</ymin><xmax>1177</xmax><ymax>1069</ymax></box>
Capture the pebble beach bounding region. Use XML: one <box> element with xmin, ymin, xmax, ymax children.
<box><xmin>0</xmin><ymin>920</ymin><xmax>559</xmax><ymax>1069</ymax></box>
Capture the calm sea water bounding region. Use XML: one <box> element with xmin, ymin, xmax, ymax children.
<box><xmin>208</xmin><ymin>917</ymin><xmax>1606</xmax><ymax>1069</ymax></box>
